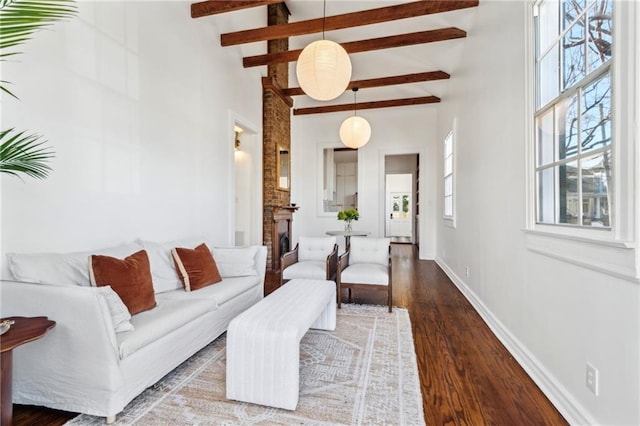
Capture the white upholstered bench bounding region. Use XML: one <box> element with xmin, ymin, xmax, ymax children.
<box><xmin>226</xmin><ymin>278</ymin><xmax>336</xmax><ymax>410</ymax></box>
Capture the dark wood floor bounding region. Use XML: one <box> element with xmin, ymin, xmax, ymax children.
<box><xmin>13</xmin><ymin>244</ymin><xmax>567</xmax><ymax>425</ymax></box>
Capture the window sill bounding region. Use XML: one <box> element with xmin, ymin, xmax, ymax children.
<box><xmin>523</xmin><ymin>229</ymin><xmax>638</xmax><ymax>283</ymax></box>
<box><xmin>443</xmin><ymin>217</ymin><xmax>456</xmax><ymax>228</ymax></box>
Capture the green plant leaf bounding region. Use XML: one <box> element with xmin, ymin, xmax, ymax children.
<box><xmin>337</xmin><ymin>209</ymin><xmax>359</xmax><ymax>221</ymax></box>
<box><xmin>0</xmin><ymin>79</ymin><xmax>18</xmax><ymax>99</ymax></box>
<box><xmin>0</xmin><ymin>128</ymin><xmax>54</xmax><ymax>179</ymax></box>
<box><xmin>0</xmin><ymin>1</ymin><xmax>77</xmax><ymax>55</ymax></box>
<box><xmin>0</xmin><ymin>0</ymin><xmax>76</xmax><ymax>179</ymax></box>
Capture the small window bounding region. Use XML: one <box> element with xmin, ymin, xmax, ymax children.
<box><xmin>443</xmin><ymin>130</ymin><xmax>454</xmax><ymax>220</ymax></box>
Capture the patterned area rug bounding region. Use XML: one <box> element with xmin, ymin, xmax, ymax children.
<box><xmin>67</xmin><ymin>305</ymin><xmax>424</xmax><ymax>425</ymax></box>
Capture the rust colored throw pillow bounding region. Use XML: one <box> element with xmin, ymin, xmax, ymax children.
<box><xmin>171</xmin><ymin>243</ymin><xmax>222</xmax><ymax>292</ymax></box>
<box><xmin>89</xmin><ymin>250</ymin><xmax>157</xmax><ymax>315</ymax></box>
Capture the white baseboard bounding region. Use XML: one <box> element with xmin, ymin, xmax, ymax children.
<box><xmin>434</xmin><ymin>257</ymin><xmax>597</xmax><ymax>426</ymax></box>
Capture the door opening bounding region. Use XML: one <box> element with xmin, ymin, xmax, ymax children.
<box><xmin>384</xmin><ymin>154</ymin><xmax>418</xmax><ymax>244</ymax></box>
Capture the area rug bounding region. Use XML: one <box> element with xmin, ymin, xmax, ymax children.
<box><xmin>67</xmin><ymin>304</ymin><xmax>425</xmax><ymax>425</ymax></box>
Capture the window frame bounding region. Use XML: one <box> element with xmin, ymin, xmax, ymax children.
<box><xmin>443</xmin><ymin>128</ymin><xmax>456</xmax><ymax>227</ymax></box>
<box><xmin>533</xmin><ymin>0</ymin><xmax>613</xmax><ymax>230</ymax></box>
<box><xmin>524</xmin><ymin>0</ymin><xmax>639</xmax><ymax>282</ymax></box>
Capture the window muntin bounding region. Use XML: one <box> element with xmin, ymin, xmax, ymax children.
<box><xmin>443</xmin><ymin>131</ymin><xmax>454</xmax><ymax>219</ymax></box>
<box><xmin>534</xmin><ymin>0</ymin><xmax>612</xmax><ymax>228</ymax></box>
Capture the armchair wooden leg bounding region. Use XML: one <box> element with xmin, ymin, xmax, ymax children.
<box><xmin>348</xmin><ymin>288</ymin><xmax>352</xmax><ymax>303</ymax></box>
<box><xmin>388</xmin><ymin>285</ymin><xmax>392</xmax><ymax>313</ymax></box>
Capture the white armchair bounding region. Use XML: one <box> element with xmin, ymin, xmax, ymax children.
<box><xmin>337</xmin><ymin>237</ymin><xmax>392</xmax><ymax>312</ymax></box>
<box><xmin>280</xmin><ymin>236</ymin><xmax>339</xmax><ymax>285</ymax></box>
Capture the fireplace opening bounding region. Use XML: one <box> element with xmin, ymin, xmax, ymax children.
<box><xmin>279</xmin><ymin>232</ymin><xmax>290</xmax><ymax>257</ymax></box>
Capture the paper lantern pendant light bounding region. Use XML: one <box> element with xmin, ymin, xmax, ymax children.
<box><xmin>296</xmin><ymin>40</ymin><xmax>351</xmax><ymax>101</ymax></box>
<box><xmin>340</xmin><ymin>87</ymin><xmax>371</xmax><ymax>149</ymax></box>
<box><xmin>340</xmin><ymin>116</ymin><xmax>371</xmax><ymax>149</ymax></box>
<box><xmin>296</xmin><ymin>0</ymin><xmax>352</xmax><ymax>101</ymax></box>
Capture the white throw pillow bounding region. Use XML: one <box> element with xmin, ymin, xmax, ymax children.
<box><xmin>135</xmin><ymin>239</ymin><xmax>199</xmax><ymax>293</ymax></box>
<box><xmin>7</xmin><ymin>243</ymin><xmax>142</xmax><ymax>286</ymax></box>
<box><xmin>211</xmin><ymin>246</ymin><xmax>258</xmax><ymax>278</ymax></box>
<box><xmin>348</xmin><ymin>237</ymin><xmax>390</xmax><ymax>266</ymax></box>
<box><xmin>96</xmin><ymin>286</ymin><xmax>134</xmax><ymax>333</ymax></box>
<box><xmin>298</xmin><ymin>236</ymin><xmax>336</xmax><ymax>262</ymax></box>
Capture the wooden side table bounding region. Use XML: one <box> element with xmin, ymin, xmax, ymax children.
<box><xmin>0</xmin><ymin>316</ymin><xmax>56</xmax><ymax>426</ymax></box>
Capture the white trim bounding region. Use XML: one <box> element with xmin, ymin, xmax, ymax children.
<box><xmin>524</xmin><ymin>1</ymin><xmax>537</xmax><ymax>230</ymax></box>
<box><xmin>435</xmin><ymin>257</ymin><xmax>599</xmax><ymax>426</ymax></box>
<box><xmin>316</xmin><ymin>141</ymin><xmax>356</xmax><ymax>218</ymax></box>
<box><xmin>524</xmin><ymin>229</ymin><xmax>639</xmax><ymax>282</ymax></box>
<box><xmin>376</xmin><ymin>145</ymin><xmax>428</xmax><ymax>258</ymax></box>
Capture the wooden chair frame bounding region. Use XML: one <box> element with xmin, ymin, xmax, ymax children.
<box><xmin>280</xmin><ymin>243</ymin><xmax>339</xmax><ymax>286</ymax></box>
<box><xmin>337</xmin><ymin>246</ymin><xmax>393</xmax><ymax>313</ymax></box>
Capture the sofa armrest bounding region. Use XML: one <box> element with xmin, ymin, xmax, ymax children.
<box><xmin>0</xmin><ymin>280</ymin><xmax>125</xmax><ymax>411</ymax></box>
<box><xmin>253</xmin><ymin>245</ymin><xmax>267</xmax><ymax>290</ymax></box>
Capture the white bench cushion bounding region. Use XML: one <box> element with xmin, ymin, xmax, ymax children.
<box><xmin>226</xmin><ymin>279</ymin><xmax>336</xmax><ymax>410</ymax></box>
<box><xmin>341</xmin><ymin>263</ymin><xmax>389</xmax><ymax>285</ymax></box>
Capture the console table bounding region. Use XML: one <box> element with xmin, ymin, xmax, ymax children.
<box><xmin>326</xmin><ymin>230</ymin><xmax>370</xmax><ymax>250</ymax></box>
<box><xmin>0</xmin><ymin>316</ymin><xmax>56</xmax><ymax>426</ymax></box>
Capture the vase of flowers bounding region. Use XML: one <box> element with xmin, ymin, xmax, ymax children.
<box><xmin>337</xmin><ymin>209</ymin><xmax>359</xmax><ymax>234</ymax></box>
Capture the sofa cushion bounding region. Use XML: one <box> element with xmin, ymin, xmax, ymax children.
<box><xmin>298</xmin><ymin>236</ymin><xmax>336</xmax><ymax>261</ymax></box>
<box><xmin>211</xmin><ymin>246</ymin><xmax>258</xmax><ymax>278</ymax></box>
<box><xmin>172</xmin><ymin>243</ymin><xmax>222</xmax><ymax>292</ymax></box>
<box><xmin>89</xmin><ymin>250</ymin><xmax>157</xmax><ymax>315</ymax></box>
<box><xmin>116</xmin><ymin>294</ymin><xmax>213</xmax><ymax>359</ymax></box>
<box><xmin>159</xmin><ymin>275</ymin><xmax>260</xmax><ymax>307</ymax></box>
<box><xmin>6</xmin><ymin>243</ymin><xmax>142</xmax><ymax>286</ymax></box>
<box><xmin>282</xmin><ymin>261</ymin><xmax>327</xmax><ymax>281</ymax></box>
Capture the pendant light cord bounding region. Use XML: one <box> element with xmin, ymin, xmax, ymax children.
<box><xmin>353</xmin><ymin>87</ymin><xmax>358</xmax><ymax>117</ymax></box>
<box><xmin>322</xmin><ymin>0</ymin><xmax>326</xmax><ymax>40</ymax></box>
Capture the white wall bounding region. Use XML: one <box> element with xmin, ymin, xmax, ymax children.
<box><xmin>0</xmin><ymin>1</ymin><xmax>263</xmax><ymax>269</ymax></box>
<box><xmin>435</xmin><ymin>1</ymin><xmax>639</xmax><ymax>425</ymax></box>
<box><xmin>291</xmin><ymin>107</ymin><xmax>437</xmax><ymax>258</ymax></box>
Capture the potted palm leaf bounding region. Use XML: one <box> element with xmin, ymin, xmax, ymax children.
<box><xmin>0</xmin><ymin>0</ymin><xmax>77</xmax><ymax>179</ymax></box>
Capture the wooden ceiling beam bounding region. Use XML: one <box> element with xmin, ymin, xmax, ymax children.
<box><xmin>191</xmin><ymin>0</ymin><xmax>284</xmax><ymax>18</ymax></box>
<box><xmin>293</xmin><ymin>96</ymin><xmax>441</xmax><ymax>116</ymax></box>
<box><xmin>243</xmin><ymin>27</ymin><xmax>466</xmax><ymax>68</ymax></box>
<box><xmin>281</xmin><ymin>71</ymin><xmax>450</xmax><ymax>97</ymax></box>
<box><xmin>221</xmin><ymin>0</ymin><xmax>479</xmax><ymax>46</ymax></box>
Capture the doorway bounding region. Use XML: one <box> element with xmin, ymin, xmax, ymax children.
<box><xmin>233</xmin><ymin>121</ymin><xmax>260</xmax><ymax>246</ymax></box>
<box><xmin>384</xmin><ymin>154</ymin><xmax>418</xmax><ymax>244</ymax></box>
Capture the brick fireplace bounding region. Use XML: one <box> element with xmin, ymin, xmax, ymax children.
<box><xmin>262</xmin><ymin>3</ymin><xmax>294</xmax><ymax>278</ymax></box>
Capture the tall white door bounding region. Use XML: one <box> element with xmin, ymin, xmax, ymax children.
<box><xmin>385</xmin><ymin>174</ymin><xmax>413</xmax><ymax>239</ymax></box>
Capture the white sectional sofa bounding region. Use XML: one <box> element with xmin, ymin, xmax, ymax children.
<box><xmin>0</xmin><ymin>239</ymin><xmax>267</xmax><ymax>422</ymax></box>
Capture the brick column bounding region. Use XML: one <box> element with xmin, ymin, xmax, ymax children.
<box><xmin>263</xmin><ymin>3</ymin><xmax>291</xmax><ymax>270</ymax></box>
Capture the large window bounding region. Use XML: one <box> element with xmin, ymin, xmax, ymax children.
<box><xmin>443</xmin><ymin>130</ymin><xmax>454</xmax><ymax>219</ymax></box>
<box><xmin>534</xmin><ymin>0</ymin><xmax>612</xmax><ymax>228</ymax></box>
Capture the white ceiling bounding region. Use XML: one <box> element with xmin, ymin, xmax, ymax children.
<box><xmin>201</xmin><ymin>1</ymin><xmax>480</xmax><ymax>110</ymax></box>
